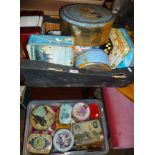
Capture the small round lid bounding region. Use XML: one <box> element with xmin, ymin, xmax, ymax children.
<box><xmin>72</xmin><ymin>102</ymin><xmax>90</xmax><ymax>121</ymax></box>
<box><xmin>30</xmin><ymin>105</ymin><xmax>55</xmax><ymax>130</ymax></box>
<box><xmin>53</xmin><ymin>129</ymin><xmax>74</xmax><ymax>152</ymax></box>
<box><xmin>60</xmin><ymin>4</ymin><xmax>114</xmax><ymax>28</ymax></box>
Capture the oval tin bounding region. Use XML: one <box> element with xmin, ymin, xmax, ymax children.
<box><xmin>53</xmin><ymin>129</ymin><xmax>74</xmax><ymax>152</ymax></box>
<box><xmin>75</xmin><ymin>49</ymin><xmax>111</xmax><ymax>71</ymax></box>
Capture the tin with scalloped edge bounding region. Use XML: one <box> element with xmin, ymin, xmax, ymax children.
<box><xmin>60</xmin><ymin>4</ymin><xmax>115</xmax><ymax>46</ymax></box>
<box><xmin>75</xmin><ymin>49</ymin><xmax>111</xmax><ymax>71</ymax></box>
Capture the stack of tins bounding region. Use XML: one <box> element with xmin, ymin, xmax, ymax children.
<box><xmin>60</xmin><ymin>4</ymin><xmax>115</xmax><ymax>71</ymax></box>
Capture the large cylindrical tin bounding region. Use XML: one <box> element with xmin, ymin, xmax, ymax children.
<box><xmin>60</xmin><ymin>4</ymin><xmax>115</xmax><ymax>46</ymax></box>
<box><xmin>75</xmin><ymin>49</ymin><xmax>111</xmax><ymax>71</ymax></box>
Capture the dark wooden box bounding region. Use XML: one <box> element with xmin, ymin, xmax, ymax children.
<box><xmin>20</xmin><ymin>59</ymin><xmax>134</xmax><ymax>87</ymax></box>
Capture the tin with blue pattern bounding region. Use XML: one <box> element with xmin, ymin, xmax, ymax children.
<box><xmin>75</xmin><ymin>49</ymin><xmax>111</xmax><ymax>71</ymax></box>
<box><xmin>27</xmin><ymin>35</ymin><xmax>74</xmax><ymax>66</ymax></box>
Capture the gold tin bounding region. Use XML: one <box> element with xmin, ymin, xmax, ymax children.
<box><xmin>60</xmin><ymin>4</ymin><xmax>115</xmax><ymax>46</ymax></box>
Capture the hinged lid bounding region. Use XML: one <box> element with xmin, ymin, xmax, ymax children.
<box><xmin>60</xmin><ymin>4</ymin><xmax>114</xmax><ymax>27</ymax></box>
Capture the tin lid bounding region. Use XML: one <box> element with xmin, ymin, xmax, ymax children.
<box><xmin>72</xmin><ymin>102</ymin><xmax>90</xmax><ymax>121</ymax></box>
<box><xmin>30</xmin><ymin>105</ymin><xmax>55</xmax><ymax>130</ymax></box>
<box><xmin>60</xmin><ymin>4</ymin><xmax>114</xmax><ymax>28</ymax></box>
<box><xmin>59</xmin><ymin>104</ymin><xmax>72</xmax><ymax>124</ymax></box>
<box><xmin>53</xmin><ymin>129</ymin><xmax>74</xmax><ymax>152</ymax></box>
<box><xmin>27</xmin><ymin>133</ymin><xmax>52</xmax><ymax>154</ymax></box>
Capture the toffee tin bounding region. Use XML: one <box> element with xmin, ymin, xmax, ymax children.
<box><xmin>75</xmin><ymin>49</ymin><xmax>111</xmax><ymax>71</ymax></box>
<box><xmin>72</xmin><ymin>102</ymin><xmax>90</xmax><ymax>122</ymax></box>
<box><xmin>60</xmin><ymin>4</ymin><xmax>115</xmax><ymax>46</ymax></box>
<box><xmin>27</xmin><ymin>133</ymin><xmax>52</xmax><ymax>154</ymax></box>
<box><xmin>72</xmin><ymin>119</ymin><xmax>104</xmax><ymax>147</ymax></box>
<box><xmin>30</xmin><ymin>105</ymin><xmax>55</xmax><ymax>130</ymax></box>
<box><xmin>53</xmin><ymin>129</ymin><xmax>74</xmax><ymax>152</ymax></box>
<box><xmin>59</xmin><ymin>104</ymin><xmax>72</xmax><ymax>124</ymax></box>
<box><xmin>27</xmin><ymin>35</ymin><xmax>74</xmax><ymax>66</ymax></box>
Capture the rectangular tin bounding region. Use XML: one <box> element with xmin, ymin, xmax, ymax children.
<box><xmin>23</xmin><ymin>99</ymin><xmax>109</xmax><ymax>155</ymax></box>
<box><xmin>109</xmin><ymin>28</ymin><xmax>134</xmax><ymax>69</ymax></box>
<box><xmin>27</xmin><ymin>35</ymin><xmax>74</xmax><ymax>66</ymax></box>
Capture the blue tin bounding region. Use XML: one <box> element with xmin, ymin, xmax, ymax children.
<box><xmin>60</xmin><ymin>4</ymin><xmax>114</xmax><ymax>28</ymax></box>
<box><xmin>75</xmin><ymin>49</ymin><xmax>111</xmax><ymax>71</ymax></box>
<box><xmin>117</xmin><ymin>29</ymin><xmax>134</xmax><ymax>68</ymax></box>
<box><xmin>27</xmin><ymin>35</ymin><xmax>74</xmax><ymax>66</ymax></box>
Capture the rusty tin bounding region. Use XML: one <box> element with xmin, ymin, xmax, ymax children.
<box><xmin>75</xmin><ymin>49</ymin><xmax>111</xmax><ymax>71</ymax></box>
<box><xmin>60</xmin><ymin>4</ymin><xmax>115</xmax><ymax>46</ymax></box>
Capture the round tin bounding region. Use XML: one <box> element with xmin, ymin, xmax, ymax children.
<box><xmin>30</xmin><ymin>105</ymin><xmax>55</xmax><ymax>130</ymax></box>
<box><xmin>75</xmin><ymin>49</ymin><xmax>111</xmax><ymax>71</ymax></box>
<box><xmin>72</xmin><ymin>102</ymin><xmax>90</xmax><ymax>122</ymax></box>
<box><xmin>27</xmin><ymin>133</ymin><xmax>52</xmax><ymax>154</ymax></box>
<box><xmin>53</xmin><ymin>129</ymin><xmax>74</xmax><ymax>152</ymax></box>
<box><xmin>60</xmin><ymin>4</ymin><xmax>115</xmax><ymax>46</ymax></box>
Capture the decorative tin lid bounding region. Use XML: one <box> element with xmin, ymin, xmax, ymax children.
<box><xmin>72</xmin><ymin>102</ymin><xmax>90</xmax><ymax>121</ymax></box>
<box><xmin>27</xmin><ymin>133</ymin><xmax>52</xmax><ymax>154</ymax></box>
<box><xmin>30</xmin><ymin>105</ymin><xmax>55</xmax><ymax>130</ymax></box>
<box><xmin>59</xmin><ymin>104</ymin><xmax>72</xmax><ymax>124</ymax></box>
<box><xmin>53</xmin><ymin>129</ymin><xmax>74</xmax><ymax>152</ymax></box>
<box><xmin>60</xmin><ymin>4</ymin><xmax>114</xmax><ymax>28</ymax></box>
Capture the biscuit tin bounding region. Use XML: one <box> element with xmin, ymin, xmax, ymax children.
<box><xmin>59</xmin><ymin>104</ymin><xmax>72</xmax><ymax>124</ymax></box>
<box><xmin>27</xmin><ymin>133</ymin><xmax>52</xmax><ymax>154</ymax></box>
<box><xmin>30</xmin><ymin>105</ymin><xmax>55</xmax><ymax>130</ymax></box>
<box><xmin>53</xmin><ymin>129</ymin><xmax>74</xmax><ymax>152</ymax></box>
<box><xmin>27</xmin><ymin>35</ymin><xmax>74</xmax><ymax>66</ymax></box>
<box><xmin>72</xmin><ymin>119</ymin><xmax>104</xmax><ymax>146</ymax></box>
<box><xmin>109</xmin><ymin>28</ymin><xmax>134</xmax><ymax>69</ymax></box>
<box><xmin>72</xmin><ymin>102</ymin><xmax>90</xmax><ymax>122</ymax></box>
<box><xmin>60</xmin><ymin>4</ymin><xmax>115</xmax><ymax>46</ymax></box>
<box><xmin>75</xmin><ymin>49</ymin><xmax>111</xmax><ymax>71</ymax></box>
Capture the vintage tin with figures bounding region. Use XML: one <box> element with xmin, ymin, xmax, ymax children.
<box><xmin>75</xmin><ymin>49</ymin><xmax>111</xmax><ymax>71</ymax></box>
<box><xmin>30</xmin><ymin>105</ymin><xmax>55</xmax><ymax>130</ymax></box>
<box><xmin>27</xmin><ymin>133</ymin><xmax>52</xmax><ymax>154</ymax></box>
<box><xmin>60</xmin><ymin>4</ymin><xmax>115</xmax><ymax>46</ymax></box>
